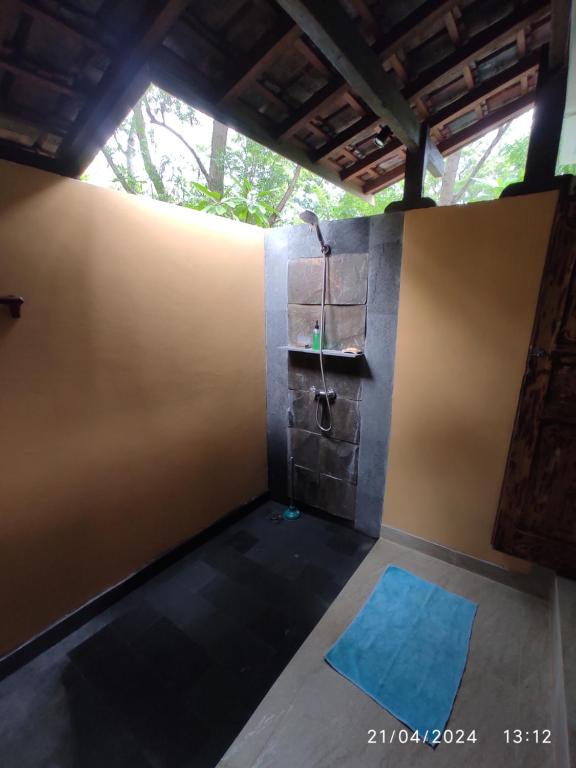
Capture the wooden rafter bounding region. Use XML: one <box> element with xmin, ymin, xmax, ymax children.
<box><xmin>0</xmin><ymin>108</ymin><xmax>70</xmax><ymax>137</ymax></box>
<box><xmin>58</xmin><ymin>0</ymin><xmax>191</xmax><ymax>176</ymax></box>
<box><xmin>0</xmin><ymin>139</ymin><xmax>67</xmax><ymax>174</ymax></box>
<box><xmin>375</xmin><ymin>0</ymin><xmax>460</xmax><ymax>60</ymax></box>
<box><xmin>293</xmin><ymin>36</ymin><xmax>330</xmax><ymax>76</ymax></box>
<box><xmin>0</xmin><ymin>55</ymin><xmax>83</xmax><ymax>98</ymax></box>
<box><xmin>463</xmin><ymin>64</ymin><xmax>475</xmax><ymax>91</ymax></box>
<box><xmin>221</xmin><ymin>24</ymin><xmax>301</xmax><ymax>102</ymax></box>
<box><xmin>444</xmin><ymin>10</ymin><xmax>460</xmax><ymax>45</ymax></box>
<box><xmin>276</xmin><ymin>81</ymin><xmax>349</xmax><ymax>140</ymax></box>
<box><xmin>17</xmin><ymin>1</ymin><xmax>110</xmax><ymax>55</ymax></box>
<box><xmin>275</xmin><ymin>0</ymin><xmax>444</xmax><ymax>177</ymax></box>
<box><xmin>438</xmin><ymin>91</ymin><xmax>534</xmax><ymax>155</ymax></box>
<box><xmin>275</xmin><ymin>0</ymin><xmax>418</xmax><ymax>149</ymax></box>
<box><xmin>340</xmin><ymin>137</ymin><xmax>403</xmax><ymax>181</ymax></box>
<box><xmin>405</xmin><ymin>0</ymin><xmax>550</xmax><ymax>101</ymax></box>
<box><xmin>429</xmin><ymin>52</ymin><xmax>540</xmax><ymax>128</ymax></box>
<box><xmin>344</xmin><ymin>52</ymin><xmax>540</xmax><ymax>192</ymax></box>
<box><xmin>311</xmin><ymin>113</ymin><xmax>382</xmax><ymax>161</ymax></box>
<box><xmin>362</xmin><ymin>162</ymin><xmax>405</xmax><ymax>194</ymax></box>
<box><xmin>349</xmin><ymin>0</ymin><xmax>379</xmax><ymax>39</ymax></box>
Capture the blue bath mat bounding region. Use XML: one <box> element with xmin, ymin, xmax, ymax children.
<box><xmin>325</xmin><ymin>566</ymin><xmax>477</xmax><ymax>743</ymax></box>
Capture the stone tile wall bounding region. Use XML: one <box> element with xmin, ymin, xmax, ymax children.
<box><xmin>265</xmin><ymin>213</ymin><xmax>403</xmax><ymax>536</ymax></box>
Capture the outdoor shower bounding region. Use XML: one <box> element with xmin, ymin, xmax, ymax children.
<box><xmin>299</xmin><ymin>210</ymin><xmax>335</xmax><ymax>434</ymax></box>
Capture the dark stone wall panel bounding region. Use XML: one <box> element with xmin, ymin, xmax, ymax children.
<box><xmin>288</xmin><ymin>254</ymin><xmax>368</xmax><ymax>305</ymax></box>
<box><xmin>288</xmin><ymin>390</ymin><xmax>360</xmax><ymax>444</ymax></box>
<box><xmin>288</xmin><ymin>427</ymin><xmax>320</xmax><ymax>473</ymax></box>
<box><xmin>288</xmin><ymin>355</ymin><xmax>364</xmax><ymax>401</ymax></box>
<box><xmin>293</xmin><ymin>465</ymin><xmax>319</xmax><ymax>508</ymax></box>
<box><xmin>288</xmin><ymin>304</ymin><xmax>366</xmax><ymax>350</ymax></box>
<box><xmin>320</xmin><ymin>438</ymin><xmax>358</xmax><ymax>484</ymax></box>
<box><xmin>318</xmin><ymin>475</ymin><xmax>356</xmax><ymax>520</ymax></box>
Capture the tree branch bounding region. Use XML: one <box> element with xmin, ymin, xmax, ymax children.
<box><xmin>101</xmin><ymin>145</ymin><xmax>135</xmax><ymax>194</ymax></box>
<box><xmin>269</xmin><ymin>164</ymin><xmax>302</xmax><ymax>226</ymax></box>
<box><xmin>453</xmin><ymin>122</ymin><xmax>511</xmax><ymax>203</ymax></box>
<box><xmin>144</xmin><ymin>98</ymin><xmax>210</xmax><ymax>184</ymax></box>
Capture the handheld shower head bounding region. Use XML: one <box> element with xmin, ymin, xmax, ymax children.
<box><xmin>299</xmin><ymin>209</ymin><xmax>330</xmax><ymax>254</ymax></box>
<box><xmin>299</xmin><ymin>209</ymin><xmax>319</xmax><ymax>226</ymax></box>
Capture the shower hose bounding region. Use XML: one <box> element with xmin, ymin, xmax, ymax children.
<box><xmin>316</xmin><ymin>244</ymin><xmax>332</xmax><ymax>434</ymax></box>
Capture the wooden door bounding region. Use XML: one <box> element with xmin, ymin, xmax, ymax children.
<box><xmin>492</xmin><ymin>192</ymin><xmax>576</xmax><ymax>576</ymax></box>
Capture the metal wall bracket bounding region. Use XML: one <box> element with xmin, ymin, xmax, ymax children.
<box><xmin>0</xmin><ymin>295</ymin><xmax>24</xmax><ymax>318</ymax></box>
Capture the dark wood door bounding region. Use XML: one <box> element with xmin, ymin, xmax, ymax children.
<box><xmin>492</xmin><ymin>192</ymin><xmax>576</xmax><ymax>576</ymax></box>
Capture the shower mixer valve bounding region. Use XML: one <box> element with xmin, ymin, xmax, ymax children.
<box><xmin>312</xmin><ymin>386</ymin><xmax>336</xmax><ymax>403</ymax></box>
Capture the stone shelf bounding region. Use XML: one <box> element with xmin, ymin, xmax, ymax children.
<box><xmin>280</xmin><ymin>346</ymin><xmax>364</xmax><ymax>359</ymax></box>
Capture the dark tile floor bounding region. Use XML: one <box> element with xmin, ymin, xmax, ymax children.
<box><xmin>0</xmin><ymin>500</ymin><xmax>373</xmax><ymax>768</ymax></box>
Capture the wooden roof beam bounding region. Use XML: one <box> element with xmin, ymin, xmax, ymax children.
<box><xmin>405</xmin><ymin>0</ymin><xmax>550</xmax><ymax>102</ymax></box>
<box><xmin>429</xmin><ymin>52</ymin><xmax>540</xmax><ymax>128</ymax></box>
<box><xmin>0</xmin><ymin>109</ymin><xmax>71</xmax><ymax>138</ymax></box>
<box><xmin>275</xmin><ymin>0</ymin><xmax>444</xmax><ymax>177</ymax></box>
<box><xmin>0</xmin><ymin>139</ymin><xmax>70</xmax><ymax>174</ymax></box>
<box><xmin>58</xmin><ymin>0</ymin><xmax>191</xmax><ymax>176</ymax></box>
<box><xmin>221</xmin><ymin>24</ymin><xmax>301</xmax><ymax>102</ymax></box>
<box><xmin>276</xmin><ymin>81</ymin><xmax>349</xmax><ymax>140</ymax></box>
<box><xmin>375</xmin><ymin>0</ymin><xmax>460</xmax><ymax>60</ymax></box>
<box><xmin>362</xmin><ymin>162</ymin><xmax>405</xmax><ymax>194</ymax></box>
<box><xmin>17</xmin><ymin>1</ymin><xmax>110</xmax><ymax>55</ymax></box>
<box><xmin>0</xmin><ymin>55</ymin><xmax>83</xmax><ymax>99</ymax></box>
<box><xmin>438</xmin><ymin>91</ymin><xmax>534</xmax><ymax>155</ymax></box>
<box><xmin>311</xmin><ymin>113</ymin><xmax>382</xmax><ymax>161</ymax></box>
<box><xmin>340</xmin><ymin>136</ymin><xmax>403</xmax><ymax>181</ymax></box>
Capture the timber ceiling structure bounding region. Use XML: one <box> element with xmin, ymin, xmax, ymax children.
<box><xmin>0</xmin><ymin>0</ymin><xmax>554</xmax><ymax>198</ymax></box>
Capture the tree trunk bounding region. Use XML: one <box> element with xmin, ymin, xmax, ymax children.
<box><xmin>208</xmin><ymin>120</ymin><xmax>228</xmax><ymax>196</ymax></box>
<box><xmin>438</xmin><ymin>151</ymin><xmax>461</xmax><ymax>206</ymax></box>
<box><xmin>133</xmin><ymin>101</ymin><xmax>167</xmax><ymax>200</ymax></box>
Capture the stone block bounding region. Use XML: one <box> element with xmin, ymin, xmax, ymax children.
<box><xmin>288</xmin><ymin>305</ymin><xmax>366</xmax><ymax>351</ymax></box>
<box><xmin>288</xmin><ymin>427</ymin><xmax>320</xmax><ymax>473</ymax></box>
<box><xmin>318</xmin><ymin>474</ymin><xmax>356</xmax><ymax>520</ymax></box>
<box><xmin>288</xmin><ymin>390</ymin><xmax>360</xmax><ymax>444</ymax></box>
<box><xmin>287</xmin><ymin>254</ymin><xmax>368</xmax><ymax>305</ymax></box>
<box><xmin>319</xmin><ymin>436</ymin><xmax>358</xmax><ymax>483</ymax></box>
<box><xmin>288</xmin><ymin>355</ymin><xmax>363</xmax><ymax>401</ymax></box>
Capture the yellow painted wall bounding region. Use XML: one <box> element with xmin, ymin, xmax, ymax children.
<box><xmin>383</xmin><ymin>193</ymin><xmax>558</xmax><ymax>570</ymax></box>
<box><xmin>0</xmin><ymin>160</ymin><xmax>266</xmax><ymax>656</ymax></box>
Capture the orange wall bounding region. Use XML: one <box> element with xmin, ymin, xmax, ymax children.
<box><xmin>0</xmin><ymin>160</ymin><xmax>266</xmax><ymax>656</ymax></box>
<box><xmin>383</xmin><ymin>193</ymin><xmax>558</xmax><ymax>570</ymax></box>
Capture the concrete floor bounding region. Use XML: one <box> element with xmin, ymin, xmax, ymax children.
<box><xmin>219</xmin><ymin>537</ymin><xmax>555</xmax><ymax>768</ymax></box>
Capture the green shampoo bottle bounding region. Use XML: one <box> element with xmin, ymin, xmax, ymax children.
<box><xmin>312</xmin><ymin>320</ymin><xmax>321</xmax><ymax>351</ymax></box>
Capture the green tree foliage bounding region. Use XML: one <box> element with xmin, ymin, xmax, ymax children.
<box><xmin>90</xmin><ymin>86</ymin><xmax>564</xmax><ymax>227</ymax></box>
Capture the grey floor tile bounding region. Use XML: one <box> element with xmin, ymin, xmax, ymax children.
<box><xmin>220</xmin><ymin>538</ymin><xmax>555</xmax><ymax>768</ymax></box>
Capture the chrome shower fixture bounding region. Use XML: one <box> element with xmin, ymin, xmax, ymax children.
<box><xmin>299</xmin><ymin>209</ymin><xmax>331</xmax><ymax>255</ymax></box>
<box><xmin>299</xmin><ymin>209</ymin><xmax>334</xmax><ymax>434</ymax></box>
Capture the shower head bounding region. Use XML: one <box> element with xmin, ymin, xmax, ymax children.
<box><xmin>299</xmin><ymin>209</ymin><xmax>330</xmax><ymax>255</ymax></box>
<box><xmin>299</xmin><ymin>209</ymin><xmax>319</xmax><ymax>226</ymax></box>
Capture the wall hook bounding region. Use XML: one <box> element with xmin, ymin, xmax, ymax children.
<box><xmin>0</xmin><ymin>295</ymin><xmax>24</xmax><ymax>318</ymax></box>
